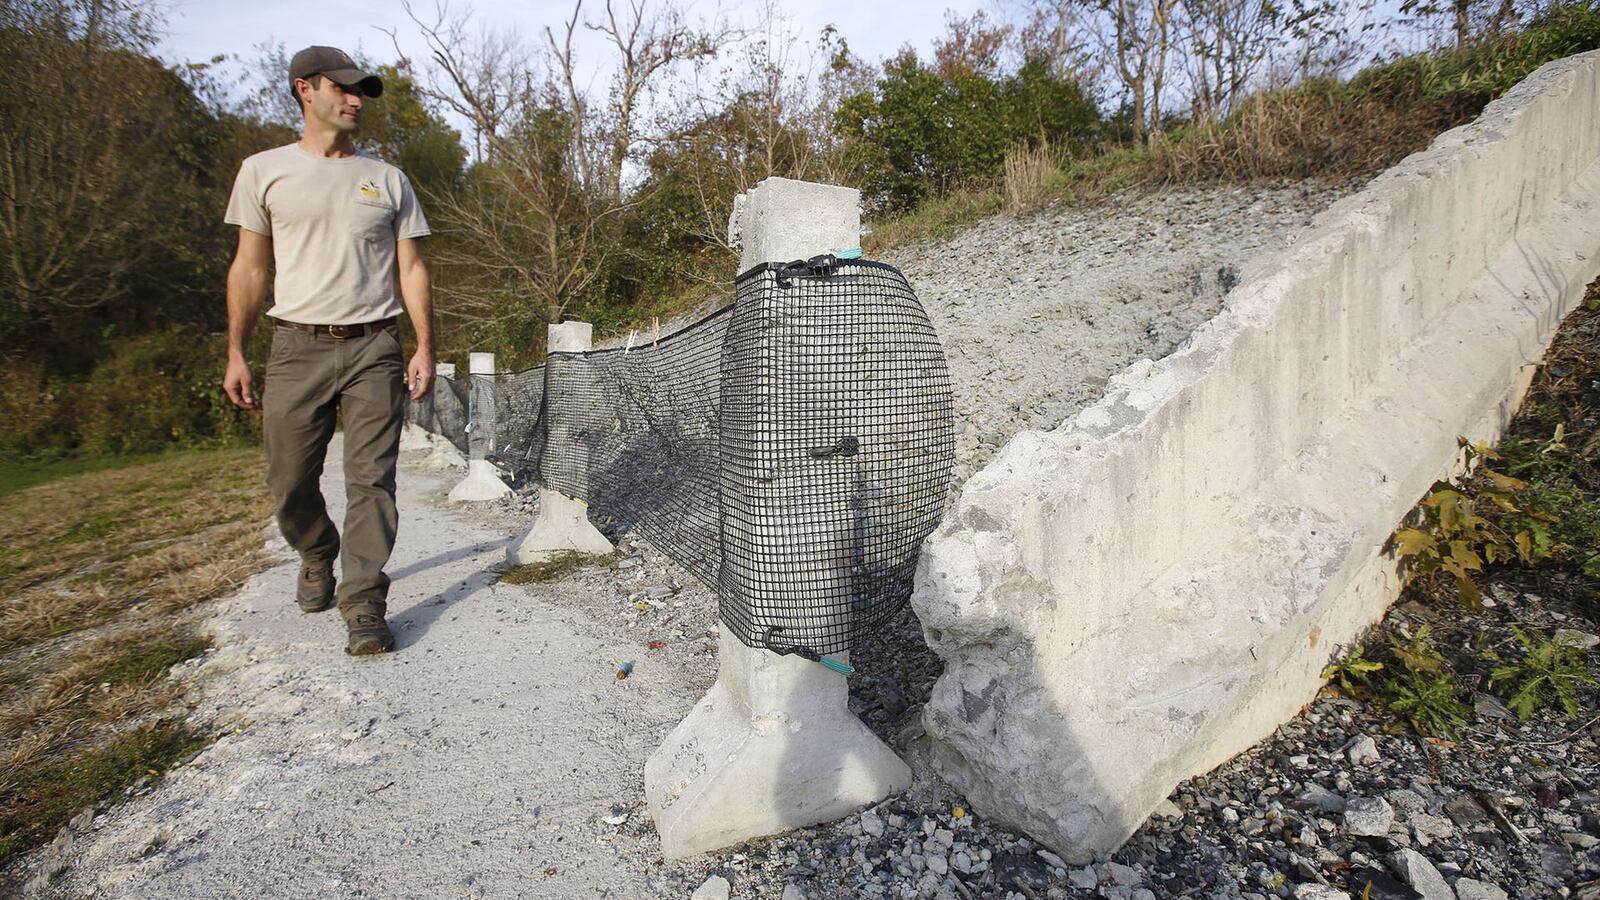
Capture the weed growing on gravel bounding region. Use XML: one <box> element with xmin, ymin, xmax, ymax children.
<box><xmin>1484</xmin><ymin>626</ymin><xmax>1596</xmax><ymax>719</ymax></box>
<box><xmin>1378</xmin><ymin>628</ymin><xmax>1471</xmax><ymax>739</ymax></box>
<box><xmin>500</xmin><ymin>552</ymin><xmax>615</xmax><ymax>584</ymax></box>
<box><xmin>1321</xmin><ymin>644</ymin><xmax>1384</xmax><ymax>698</ymax></box>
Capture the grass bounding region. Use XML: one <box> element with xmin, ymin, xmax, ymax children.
<box><xmin>0</xmin><ymin>721</ymin><xmax>209</xmax><ymax>861</ymax></box>
<box><xmin>0</xmin><ymin>447</ymin><xmax>274</xmax><ymax>867</ymax></box>
<box><xmin>499</xmin><ymin>552</ymin><xmax>615</xmax><ymax>585</ymax></box>
<box><xmin>0</xmin><ymin>449</ymin><xmax>209</xmax><ymax>498</ymax></box>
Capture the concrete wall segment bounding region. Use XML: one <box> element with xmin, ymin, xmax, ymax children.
<box><xmin>912</xmin><ymin>50</ymin><xmax>1600</xmax><ymax>862</ymax></box>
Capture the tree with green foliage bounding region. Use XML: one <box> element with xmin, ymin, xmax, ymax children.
<box><xmin>835</xmin><ymin>50</ymin><xmax>1101</xmax><ymax>212</ymax></box>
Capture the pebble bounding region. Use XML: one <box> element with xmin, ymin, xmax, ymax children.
<box><xmin>1452</xmin><ymin>878</ymin><xmax>1510</xmax><ymax>900</ymax></box>
<box><xmin>781</xmin><ymin>884</ymin><xmax>805</xmax><ymax>900</ymax></box>
<box><xmin>1294</xmin><ymin>885</ymin><xmax>1350</xmax><ymax>900</ymax></box>
<box><xmin>691</xmin><ymin>875</ymin><xmax>730</xmax><ymax>900</ymax></box>
<box><xmin>1345</xmin><ymin>735</ymin><xmax>1380</xmax><ymax>766</ymax></box>
<box><xmin>1297</xmin><ymin>784</ymin><xmax>1347</xmax><ymax>813</ymax></box>
<box><xmin>1343</xmin><ymin>796</ymin><xmax>1394</xmax><ymax>836</ymax></box>
<box><xmin>1105</xmin><ymin>861</ymin><xmax>1142</xmax><ymax>886</ymax></box>
<box><xmin>860</xmin><ymin>810</ymin><xmax>886</xmax><ymax>838</ymax></box>
<box><xmin>1068</xmin><ymin>866</ymin><xmax>1098</xmax><ymax>890</ymax></box>
<box><xmin>1386</xmin><ymin>849</ymin><xmax>1452</xmax><ymax>900</ymax></box>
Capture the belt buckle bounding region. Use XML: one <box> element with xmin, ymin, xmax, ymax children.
<box><xmin>327</xmin><ymin>324</ymin><xmax>353</xmax><ymax>340</ymax></box>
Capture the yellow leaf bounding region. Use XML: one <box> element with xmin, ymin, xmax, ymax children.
<box><xmin>1448</xmin><ymin>541</ymin><xmax>1482</xmax><ymax>571</ymax></box>
<box><xmin>1515</xmin><ymin>530</ymin><xmax>1533</xmax><ymax>562</ymax></box>
<box><xmin>1393</xmin><ymin>528</ymin><xmax>1437</xmax><ymax>558</ymax></box>
<box><xmin>1455</xmin><ymin>574</ymin><xmax>1483</xmax><ymax>609</ymax></box>
<box><xmin>1484</xmin><ymin>470</ymin><xmax>1527</xmax><ymax>492</ymax></box>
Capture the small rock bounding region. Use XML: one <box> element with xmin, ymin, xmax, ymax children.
<box><xmin>1152</xmin><ymin>799</ymin><xmax>1183</xmax><ymax>819</ymax></box>
<box><xmin>1068</xmin><ymin>867</ymin><xmax>1098</xmax><ymax>890</ymax></box>
<box><xmin>691</xmin><ymin>874</ymin><xmax>731</xmax><ymax>900</ymax></box>
<box><xmin>1132</xmin><ymin>890</ymin><xmax>1156</xmax><ymax>900</ymax></box>
<box><xmin>1106</xmin><ymin>861</ymin><xmax>1142</xmax><ymax>886</ymax></box>
<box><xmin>1297</xmin><ymin>784</ymin><xmax>1347</xmax><ymax>814</ymax></box>
<box><xmin>1346</xmin><ymin>735</ymin><xmax>1380</xmax><ymax>766</ymax></box>
<box><xmin>1473</xmin><ymin>693</ymin><xmax>1516</xmax><ymax>721</ymax></box>
<box><xmin>1221</xmin><ymin>807</ymin><xmax>1240</xmax><ymax>824</ymax></box>
<box><xmin>1409</xmin><ymin>813</ymin><xmax>1454</xmax><ymax>846</ymax></box>
<box><xmin>1443</xmin><ymin>794</ymin><xmax>1489</xmax><ymax>828</ymax></box>
<box><xmin>781</xmin><ymin>885</ymin><xmax>806</xmax><ymax>900</ymax></box>
<box><xmin>927</xmin><ymin>854</ymin><xmax>949</xmax><ymax>876</ymax></box>
<box><xmin>1554</xmin><ymin>629</ymin><xmax>1599</xmax><ymax>650</ymax></box>
<box><xmin>1386</xmin><ymin>849</ymin><xmax>1451</xmax><ymax>900</ymax></box>
<box><xmin>1384</xmin><ymin>789</ymin><xmax>1426</xmax><ymax>819</ymax></box>
<box><xmin>1343</xmin><ymin>797</ymin><xmax>1394</xmax><ymax>836</ymax></box>
<box><xmin>1037</xmin><ymin>848</ymin><xmax>1066</xmax><ymax>869</ymax></box>
<box><xmin>860</xmin><ymin>810</ymin><xmax>886</xmax><ymax>838</ymax></box>
<box><xmin>1294</xmin><ymin>886</ymin><xmax>1350</xmax><ymax>900</ymax></box>
<box><xmin>1452</xmin><ymin>878</ymin><xmax>1510</xmax><ymax>900</ymax></box>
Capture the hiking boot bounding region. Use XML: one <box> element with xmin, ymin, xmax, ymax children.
<box><xmin>296</xmin><ymin>561</ymin><xmax>335</xmax><ymax>613</ymax></box>
<box><xmin>344</xmin><ymin>612</ymin><xmax>395</xmax><ymax>656</ymax></box>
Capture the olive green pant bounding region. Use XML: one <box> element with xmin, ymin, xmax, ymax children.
<box><xmin>263</xmin><ymin>322</ymin><xmax>406</xmax><ymax>615</ymax></box>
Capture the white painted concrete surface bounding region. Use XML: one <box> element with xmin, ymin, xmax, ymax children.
<box><xmin>912</xmin><ymin>51</ymin><xmax>1600</xmax><ymax>862</ymax></box>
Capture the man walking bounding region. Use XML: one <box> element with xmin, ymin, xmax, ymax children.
<box><xmin>222</xmin><ymin>46</ymin><xmax>435</xmax><ymax>656</ymax></box>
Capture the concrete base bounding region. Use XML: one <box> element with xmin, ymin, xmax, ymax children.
<box><xmin>398</xmin><ymin>423</ymin><xmax>433</xmax><ymax>452</ymax></box>
<box><xmin>447</xmin><ymin>459</ymin><xmax>511</xmax><ymax>503</ymax></box>
<box><xmin>644</xmin><ymin>625</ymin><xmax>911</xmax><ymax>859</ymax></box>
<box><xmin>506</xmin><ymin>489</ymin><xmax>613</xmax><ymax>564</ymax></box>
<box><xmin>421</xmin><ymin>442</ymin><xmax>466</xmax><ymax>471</ymax></box>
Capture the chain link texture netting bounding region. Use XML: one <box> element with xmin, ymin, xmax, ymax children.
<box><xmin>411</xmin><ymin>258</ymin><xmax>955</xmax><ymax>656</ymax></box>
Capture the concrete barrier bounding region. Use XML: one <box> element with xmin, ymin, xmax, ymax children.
<box><xmin>911</xmin><ymin>50</ymin><xmax>1600</xmax><ymax>862</ymax></box>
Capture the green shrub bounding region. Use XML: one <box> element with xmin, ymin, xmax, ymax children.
<box><xmin>74</xmin><ymin>327</ymin><xmax>260</xmax><ymax>455</ymax></box>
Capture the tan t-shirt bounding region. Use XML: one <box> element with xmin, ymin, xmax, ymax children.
<box><xmin>224</xmin><ymin>144</ymin><xmax>431</xmax><ymax>325</ymax></box>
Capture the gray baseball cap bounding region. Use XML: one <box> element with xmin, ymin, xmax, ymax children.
<box><xmin>289</xmin><ymin>45</ymin><xmax>383</xmax><ymax>97</ymax></box>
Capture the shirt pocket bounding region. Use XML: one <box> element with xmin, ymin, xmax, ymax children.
<box><xmin>350</xmin><ymin>198</ymin><xmax>395</xmax><ymax>242</ymax></box>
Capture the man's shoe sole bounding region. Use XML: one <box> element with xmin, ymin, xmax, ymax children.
<box><xmin>345</xmin><ymin>635</ymin><xmax>395</xmax><ymax>656</ymax></box>
<box><xmin>298</xmin><ymin>598</ymin><xmax>336</xmax><ymax>613</ymax></box>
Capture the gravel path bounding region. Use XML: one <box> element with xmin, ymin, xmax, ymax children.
<box><xmin>27</xmin><ymin>439</ymin><xmax>718</xmax><ymax>899</ymax></box>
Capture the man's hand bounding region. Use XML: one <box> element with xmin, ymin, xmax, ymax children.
<box><xmin>408</xmin><ymin>349</ymin><xmax>435</xmax><ymax>399</ymax></box>
<box><xmin>224</xmin><ymin>356</ymin><xmax>261</xmax><ymax>410</ymax></box>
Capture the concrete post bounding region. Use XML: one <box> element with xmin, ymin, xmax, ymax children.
<box><xmin>447</xmin><ymin>352</ymin><xmax>513</xmax><ymax>502</ymax></box>
<box><xmin>506</xmin><ymin>322</ymin><xmax>614</xmax><ymax>564</ymax></box>
<box><xmin>644</xmin><ymin>177</ymin><xmax>910</xmax><ymax>859</ymax></box>
<box><xmin>422</xmin><ymin>363</ymin><xmax>466</xmax><ymax>470</ymax></box>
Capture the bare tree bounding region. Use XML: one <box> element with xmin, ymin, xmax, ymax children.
<box><xmin>1180</xmin><ymin>0</ymin><xmax>1279</xmax><ymax>124</ymax></box>
<box><xmin>0</xmin><ymin>0</ymin><xmax>206</xmax><ymax>344</ymax></box>
<box><xmin>1093</xmin><ymin>0</ymin><xmax>1181</xmax><ymax>143</ymax></box>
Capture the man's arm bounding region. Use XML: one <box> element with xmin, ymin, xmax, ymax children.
<box><xmin>397</xmin><ymin>236</ymin><xmax>435</xmax><ymax>400</ymax></box>
<box><xmin>223</xmin><ymin>227</ymin><xmax>272</xmax><ymax>410</ymax></box>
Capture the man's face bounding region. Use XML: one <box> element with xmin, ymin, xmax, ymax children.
<box><xmin>298</xmin><ymin>75</ymin><xmax>364</xmax><ymax>133</ymax></box>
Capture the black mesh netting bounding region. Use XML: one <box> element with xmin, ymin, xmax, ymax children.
<box><xmin>414</xmin><ymin>258</ymin><xmax>955</xmax><ymax>656</ymax></box>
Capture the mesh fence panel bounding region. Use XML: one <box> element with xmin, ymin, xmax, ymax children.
<box><xmin>432</xmin><ymin>374</ymin><xmax>471</xmax><ymax>454</ymax></box>
<box><xmin>488</xmin><ymin>365</ymin><xmax>546</xmax><ymax>475</ymax></box>
<box><xmin>413</xmin><ymin>258</ymin><xmax>954</xmax><ymax>657</ymax></box>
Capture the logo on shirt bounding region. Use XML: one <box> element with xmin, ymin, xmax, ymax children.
<box><xmin>358</xmin><ymin>179</ymin><xmax>380</xmax><ymax>200</ymax></box>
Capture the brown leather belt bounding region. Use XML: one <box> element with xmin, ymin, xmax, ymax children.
<box><xmin>275</xmin><ymin>316</ymin><xmax>397</xmax><ymax>339</ymax></box>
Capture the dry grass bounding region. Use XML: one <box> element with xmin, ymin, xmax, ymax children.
<box><xmin>0</xmin><ymin>448</ymin><xmax>272</xmax><ymax>865</ymax></box>
<box><xmin>499</xmin><ymin>552</ymin><xmax>614</xmax><ymax>585</ymax></box>
<box><xmin>1148</xmin><ymin>80</ymin><xmax>1467</xmax><ymax>185</ymax></box>
<box><xmin>1003</xmin><ymin>140</ymin><xmax>1061</xmax><ymax>212</ymax></box>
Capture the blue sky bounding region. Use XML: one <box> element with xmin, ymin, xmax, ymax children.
<box><xmin>156</xmin><ymin>0</ymin><xmax>987</xmax><ymax>87</ymax></box>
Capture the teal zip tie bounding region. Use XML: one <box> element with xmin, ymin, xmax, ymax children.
<box><xmin>818</xmin><ymin>657</ymin><xmax>854</xmax><ymax>676</ymax></box>
<box><xmin>836</xmin><ymin>246</ymin><xmax>864</xmax><ymax>260</ymax></box>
